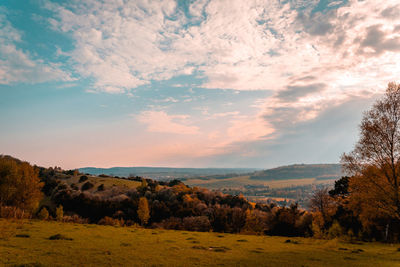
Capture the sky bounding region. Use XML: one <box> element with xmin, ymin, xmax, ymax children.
<box><xmin>1</xmin><ymin>0</ymin><xmax>400</xmax><ymax>169</ymax></box>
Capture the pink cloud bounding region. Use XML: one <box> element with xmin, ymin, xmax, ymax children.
<box><xmin>136</xmin><ymin>110</ymin><xmax>199</xmax><ymax>135</ymax></box>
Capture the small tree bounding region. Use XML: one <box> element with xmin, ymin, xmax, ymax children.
<box><xmin>56</xmin><ymin>205</ymin><xmax>64</xmax><ymax>221</ymax></box>
<box><xmin>137</xmin><ymin>197</ymin><xmax>150</xmax><ymax>226</ymax></box>
<box><xmin>37</xmin><ymin>207</ymin><xmax>49</xmax><ymax>220</ymax></box>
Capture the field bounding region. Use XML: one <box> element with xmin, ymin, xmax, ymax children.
<box><xmin>1</xmin><ymin>219</ymin><xmax>400</xmax><ymax>267</ymax></box>
<box><xmin>58</xmin><ymin>174</ymin><xmax>142</xmax><ymax>192</ymax></box>
<box><xmin>184</xmin><ymin>175</ymin><xmax>335</xmax><ymax>190</ymax></box>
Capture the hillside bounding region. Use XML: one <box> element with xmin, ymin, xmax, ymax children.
<box><xmin>79</xmin><ymin>167</ymin><xmax>258</xmax><ymax>180</ymax></box>
<box><xmin>1</xmin><ymin>219</ymin><xmax>399</xmax><ymax>267</ymax></box>
<box><xmin>249</xmin><ymin>164</ymin><xmax>342</xmax><ymax>181</ymax></box>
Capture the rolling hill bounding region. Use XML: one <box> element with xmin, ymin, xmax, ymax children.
<box><xmin>79</xmin><ymin>167</ymin><xmax>258</xmax><ymax>180</ymax></box>
<box><xmin>249</xmin><ymin>164</ymin><xmax>342</xmax><ymax>181</ymax></box>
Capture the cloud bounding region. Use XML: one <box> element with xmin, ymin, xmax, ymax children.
<box><xmin>359</xmin><ymin>24</ymin><xmax>400</xmax><ymax>55</ymax></box>
<box><xmin>0</xmin><ymin>10</ymin><xmax>72</xmax><ymax>85</ymax></box>
<box><xmin>136</xmin><ymin>110</ymin><xmax>199</xmax><ymax>135</ymax></box>
<box><xmin>42</xmin><ymin>0</ymin><xmax>400</xmax><ymax>101</ymax></box>
<box><xmin>276</xmin><ymin>83</ymin><xmax>326</xmax><ymax>102</ymax></box>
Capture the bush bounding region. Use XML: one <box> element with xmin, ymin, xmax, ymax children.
<box><xmin>56</xmin><ymin>205</ymin><xmax>63</xmax><ymax>221</ymax></box>
<box><xmin>70</xmin><ymin>183</ymin><xmax>79</xmax><ymax>190</ymax></box>
<box><xmin>62</xmin><ymin>214</ymin><xmax>88</xmax><ymax>224</ymax></box>
<box><xmin>328</xmin><ymin>221</ymin><xmax>343</xmax><ymax>239</ymax></box>
<box><xmin>97</xmin><ymin>184</ymin><xmax>105</xmax><ymax>191</ymax></box>
<box><xmin>183</xmin><ymin>216</ymin><xmax>211</xmax><ymax>232</ymax></box>
<box><xmin>81</xmin><ymin>182</ymin><xmax>94</xmax><ymax>191</ymax></box>
<box><xmin>157</xmin><ymin>217</ymin><xmax>183</xmax><ymax>230</ymax></box>
<box><xmin>37</xmin><ymin>207</ymin><xmax>49</xmax><ymax>220</ymax></box>
<box><xmin>79</xmin><ymin>175</ymin><xmax>88</xmax><ymax>183</ymax></box>
<box><xmin>98</xmin><ymin>216</ymin><xmax>124</xmax><ymax>226</ymax></box>
<box><xmin>0</xmin><ymin>205</ymin><xmax>30</xmax><ymax>219</ymax></box>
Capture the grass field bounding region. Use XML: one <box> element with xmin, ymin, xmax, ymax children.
<box><xmin>60</xmin><ymin>175</ymin><xmax>142</xmax><ymax>192</ymax></box>
<box><xmin>1</xmin><ymin>219</ymin><xmax>400</xmax><ymax>266</ymax></box>
<box><xmin>184</xmin><ymin>175</ymin><xmax>336</xmax><ymax>190</ymax></box>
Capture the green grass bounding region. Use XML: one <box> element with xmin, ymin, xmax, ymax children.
<box><xmin>1</xmin><ymin>219</ymin><xmax>400</xmax><ymax>266</ymax></box>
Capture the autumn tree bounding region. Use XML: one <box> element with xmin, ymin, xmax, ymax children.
<box><xmin>0</xmin><ymin>155</ymin><xmax>43</xmax><ymax>213</ymax></box>
<box><xmin>137</xmin><ymin>197</ymin><xmax>150</xmax><ymax>226</ymax></box>
<box><xmin>342</xmin><ymin>82</ymin><xmax>400</xmax><ymax>240</ymax></box>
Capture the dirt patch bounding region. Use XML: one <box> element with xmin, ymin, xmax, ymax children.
<box><xmin>48</xmin><ymin>234</ymin><xmax>73</xmax><ymax>241</ymax></box>
<box><xmin>15</xmin><ymin>234</ymin><xmax>30</xmax><ymax>238</ymax></box>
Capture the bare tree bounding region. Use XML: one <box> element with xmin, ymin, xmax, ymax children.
<box><xmin>309</xmin><ymin>187</ymin><xmax>334</xmax><ymax>221</ymax></box>
<box><xmin>342</xmin><ymin>82</ymin><xmax>400</xmax><ymax>222</ymax></box>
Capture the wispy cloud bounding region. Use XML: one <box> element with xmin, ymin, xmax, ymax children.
<box><xmin>0</xmin><ymin>10</ymin><xmax>72</xmax><ymax>85</ymax></box>
<box><xmin>135</xmin><ymin>110</ymin><xmax>199</xmax><ymax>135</ymax></box>
<box><xmin>44</xmin><ymin>0</ymin><xmax>400</xmax><ymax>99</ymax></box>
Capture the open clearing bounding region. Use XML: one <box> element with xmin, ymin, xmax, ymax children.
<box><xmin>1</xmin><ymin>219</ymin><xmax>400</xmax><ymax>266</ymax></box>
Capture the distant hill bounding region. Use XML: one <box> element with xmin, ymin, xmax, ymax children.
<box><xmin>249</xmin><ymin>164</ymin><xmax>342</xmax><ymax>181</ymax></box>
<box><xmin>79</xmin><ymin>167</ymin><xmax>259</xmax><ymax>180</ymax></box>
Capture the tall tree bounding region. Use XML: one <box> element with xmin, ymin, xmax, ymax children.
<box><xmin>342</xmin><ymin>82</ymin><xmax>400</xmax><ymax>237</ymax></box>
<box><xmin>137</xmin><ymin>197</ymin><xmax>150</xmax><ymax>226</ymax></box>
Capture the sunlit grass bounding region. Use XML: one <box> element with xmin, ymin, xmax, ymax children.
<box><xmin>1</xmin><ymin>219</ymin><xmax>399</xmax><ymax>266</ymax></box>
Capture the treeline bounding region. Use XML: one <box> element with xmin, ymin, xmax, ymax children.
<box><xmin>41</xmin><ymin>167</ymin><xmax>312</xmax><ymax>236</ymax></box>
<box><xmin>1</xmin><ymin>153</ymin><xmax>399</xmax><ymax>241</ymax></box>
<box><xmin>0</xmin><ymin>155</ymin><xmax>312</xmax><ymax>237</ymax></box>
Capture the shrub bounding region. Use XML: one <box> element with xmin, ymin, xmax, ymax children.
<box><xmin>156</xmin><ymin>217</ymin><xmax>183</xmax><ymax>230</ymax></box>
<box><xmin>81</xmin><ymin>182</ymin><xmax>94</xmax><ymax>191</ymax></box>
<box><xmin>97</xmin><ymin>184</ymin><xmax>105</xmax><ymax>191</ymax></box>
<box><xmin>183</xmin><ymin>216</ymin><xmax>211</xmax><ymax>232</ymax></box>
<box><xmin>62</xmin><ymin>214</ymin><xmax>88</xmax><ymax>224</ymax></box>
<box><xmin>0</xmin><ymin>205</ymin><xmax>30</xmax><ymax>219</ymax></box>
<box><xmin>98</xmin><ymin>216</ymin><xmax>124</xmax><ymax>226</ymax></box>
<box><xmin>79</xmin><ymin>175</ymin><xmax>88</xmax><ymax>183</ymax></box>
<box><xmin>328</xmin><ymin>221</ymin><xmax>343</xmax><ymax>239</ymax></box>
<box><xmin>56</xmin><ymin>205</ymin><xmax>63</xmax><ymax>221</ymax></box>
<box><xmin>70</xmin><ymin>183</ymin><xmax>79</xmax><ymax>190</ymax></box>
<box><xmin>37</xmin><ymin>207</ymin><xmax>49</xmax><ymax>220</ymax></box>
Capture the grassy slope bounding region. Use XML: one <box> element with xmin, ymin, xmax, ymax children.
<box><xmin>58</xmin><ymin>174</ymin><xmax>141</xmax><ymax>192</ymax></box>
<box><xmin>1</xmin><ymin>219</ymin><xmax>400</xmax><ymax>267</ymax></box>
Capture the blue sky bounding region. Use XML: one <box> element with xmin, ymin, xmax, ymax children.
<box><xmin>1</xmin><ymin>0</ymin><xmax>399</xmax><ymax>169</ymax></box>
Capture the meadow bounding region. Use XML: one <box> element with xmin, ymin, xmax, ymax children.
<box><xmin>1</xmin><ymin>219</ymin><xmax>400</xmax><ymax>267</ymax></box>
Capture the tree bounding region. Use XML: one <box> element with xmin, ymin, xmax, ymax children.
<box><xmin>310</xmin><ymin>187</ymin><xmax>336</xmax><ymax>221</ymax></box>
<box><xmin>0</xmin><ymin>155</ymin><xmax>43</xmax><ymax>213</ymax></box>
<box><xmin>137</xmin><ymin>197</ymin><xmax>150</xmax><ymax>226</ymax></box>
<box><xmin>342</xmin><ymin>82</ymin><xmax>400</xmax><ymax>239</ymax></box>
